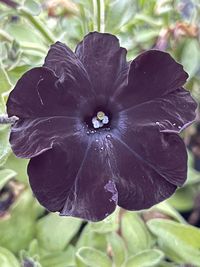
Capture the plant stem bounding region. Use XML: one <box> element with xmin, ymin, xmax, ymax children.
<box><xmin>21</xmin><ymin>42</ymin><xmax>47</xmax><ymax>54</ymax></box>
<box><xmin>0</xmin><ymin>29</ymin><xmax>13</xmax><ymax>42</ymax></box>
<box><xmin>99</xmin><ymin>0</ymin><xmax>105</xmax><ymax>32</ymax></box>
<box><xmin>96</xmin><ymin>0</ymin><xmax>101</xmax><ymax>32</ymax></box>
<box><xmin>95</xmin><ymin>0</ymin><xmax>105</xmax><ymax>32</ymax></box>
<box><xmin>0</xmin><ymin>115</ymin><xmax>18</xmax><ymax>124</ymax></box>
<box><xmin>92</xmin><ymin>0</ymin><xmax>98</xmax><ymax>31</ymax></box>
<box><xmin>19</xmin><ymin>8</ymin><xmax>55</xmax><ymax>44</ymax></box>
<box><xmin>79</xmin><ymin>4</ymin><xmax>88</xmax><ymax>35</ymax></box>
<box><xmin>0</xmin><ymin>30</ymin><xmax>46</xmax><ymax>54</ymax></box>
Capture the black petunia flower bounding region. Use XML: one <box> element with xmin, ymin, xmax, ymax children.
<box><xmin>7</xmin><ymin>32</ymin><xmax>197</xmax><ymax>221</ymax></box>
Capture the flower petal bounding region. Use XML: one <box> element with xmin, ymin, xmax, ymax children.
<box><xmin>7</xmin><ymin>67</ymin><xmax>94</xmax><ymax>119</ymax></box>
<box><xmin>9</xmin><ymin>116</ymin><xmax>82</xmax><ymax>158</ymax></box>
<box><xmin>120</xmin><ymin>88</ymin><xmax>197</xmax><ymax>133</ymax></box>
<box><xmin>109</xmin><ymin>128</ymin><xmax>186</xmax><ymax>210</ymax></box>
<box><xmin>115</xmin><ymin>124</ymin><xmax>187</xmax><ymax>187</ymax></box>
<box><xmin>75</xmin><ymin>32</ymin><xmax>128</xmax><ymax>96</ymax></box>
<box><xmin>44</xmin><ymin>42</ymin><xmax>92</xmax><ymax>90</ymax></box>
<box><xmin>113</xmin><ymin>50</ymin><xmax>189</xmax><ymax>109</ymax></box>
<box><xmin>28</xmin><ymin>140</ymin><xmax>118</xmax><ymax>221</ymax></box>
<box><xmin>111</xmin><ymin>135</ymin><xmax>177</xmax><ymax>210</ymax></box>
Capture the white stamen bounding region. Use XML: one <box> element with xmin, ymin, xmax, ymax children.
<box><xmin>102</xmin><ymin>115</ymin><xmax>109</xmax><ymax>124</ymax></box>
<box><xmin>97</xmin><ymin>111</ymin><xmax>105</xmax><ymax>120</ymax></box>
<box><xmin>92</xmin><ymin>111</ymin><xmax>109</xmax><ymax>129</ymax></box>
<box><xmin>92</xmin><ymin>117</ymin><xmax>104</xmax><ymax>128</ymax></box>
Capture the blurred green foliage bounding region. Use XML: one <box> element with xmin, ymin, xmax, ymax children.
<box><xmin>0</xmin><ymin>0</ymin><xmax>200</xmax><ymax>266</ymax></box>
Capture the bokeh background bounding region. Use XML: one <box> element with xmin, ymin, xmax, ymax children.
<box><xmin>0</xmin><ymin>0</ymin><xmax>200</xmax><ymax>266</ymax></box>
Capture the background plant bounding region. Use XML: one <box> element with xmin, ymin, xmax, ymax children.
<box><xmin>0</xmin><ymin>0</ymin><xmax>200</xmax><ymax>266</ymax></box>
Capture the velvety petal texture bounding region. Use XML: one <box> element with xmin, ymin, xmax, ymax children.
<box><xmin>7</xmin><ymin>66</ymin><xmax>94</xmax><ymax>158</ymax></box>
<box><xmin>112</xmin><ymin>50</ymin><xmax>189</xmax><ymax>109</ymax></box>
<box><xmin>7</xmin><ymin>32</ymin><xmax>197</xmax><ymax>221</ymax></box>
<box><xmin>75</xmin><ymin>32</ymin><xmax>128</xmax><ymax>96</ymax></box>
<box><xmin>119</xmin><ymin>88</ymin><xmax>197</xmax><ymax>134</ymax></box>
<box><xmin>110</xmin><ymin>135</ymin><xmax>178</xmax><ymax>210</ymax></box>
<box><xmin>44</xmin><ymin>41</ymin><xmax>93</xmax><ymax>94</ymax></box>
<box><xmin>9</xmin><ymin>117</ymin><xmax>81</xmax><ymax>158</ymax></box>
<box><xmin>28</xmin><ymin>140</ymin><xmax>118</xmax><ymax>221</ymax></box>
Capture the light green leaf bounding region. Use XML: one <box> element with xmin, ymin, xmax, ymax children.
<box><xmin>4</xmin><ymin>153</ymin><xmax>29</xmax><ymax>183</ymax></box>
<box><xmin>0</xmin><ymin>168</ymin><xmax>16</xmax><ymax>190</ymax></box>
<box><xmin>8</xmin><ymin>64</ymin><xmax>31</xmax><ymax>85</ymax></box>
<box><xmin>36</xmin><ymin>213</ymin><xmax>82</xmax><ymax>251</ymax></box>
<box><xmin>0</xmin><ymin>190</ymin><xmax>37</xmax><ymax>253</ymax></box>
<box><xmin>76</xmin><ymin>224</ymin><xmax>107</xmax><ymax>252</ymax></box>
<box><xmin>0</xmin><ymin>247</ymin><xmax>20</xmax><ymax>267</ymax></box>
<box><xmin>106</xmin><ymin>232</ymin><xmax>127</xmax><ymax>267</ymax></box>
<box><xmin>168</xmin><ymin>186</ymin><xmax>195</xmax><ymax>212</ymax></box>
<box><xmin>181</xmin><ymin>39</ymin><xmax>200</xmax><ymax>78</ymax></box>
<box><xmin>0</xmin><ymin>63</ymin><xmax>12</xmax><ymax>115</ymax></box>
<box><xmin>23</xmin><ymin>0</ymin><xmax>42</xmax><ymax>16</ymax></box>
<box><xmin>121</xmin><ymin>212</ymin><xmax>154</xmax><ymax>254</ymax></box>
<box><xmin>186</xmin><ymin>150</ymin><xmax>200</xmax><ymax>184</ymax></box>
<box><xmin>6</xmin><ymin>22</ymin><xmax>45</xmax><ymax>45</ymax></box>
<box><xmin>133</xmin><ymin>14</ymin><xmax>163</xmax><ymax>27</ymax></box>
<box><xmin>0</xmin><ymin>127</ymin><xmax>11</xmax><ymax>167</ymax></box>
<box><xmin>0</xmin><ymin>102</ymin><xmax>4</xmax><ymax>115</ymax></box>
<box><xmin>124</xmin><ymin>249</ymin><xmax>164</xmax><ymax>267</ymax></box>
<box><xmin>105</xmin><ymin>0</ymin><xmax>136</xmax><ymax>32</ymax></box>
<box><xmin>76</xmin><ymin>247</ymin><xmax>112</xmax><ymax>267</ymax></box>
<box><xmin>41</xmin><ymin>245</ymin><xmax>75</xmax><ymax>267</ymax></box>
<box><xmin>135</xmin><ymin>29</ymin><xmax>159</xmax><ymax>43</ymax></box>
<box><xmin>147</xmin><ymin>219</ymin><xmax>200</xmax><ymax>265</ymax></box>
<box><xmin>158</xmin><ymin>261</ymin><xmax>177</xmax><ymax>267</ymax></box>
<box><xmin>153</xmin><ymin>201</ymin><xmax>186</xmax><ymax>223</ymax></box>
<box><xmin>28</xmin><ymin>239</ymin><xmax>40</xmax><ymax>257</ymax></box>
<box><xmin>18</xmin><ymin>7</ymin><xmax>55</xmax><ymax>44</ymax></box>
<box><xmin>90</xmin><ymin>208</ymin><xmax>119</xmax><ymax>233</ymax></box>
<box><xmin>0</xmin><ymin>63</ymin><xmax>12</xmax><ymax>95</ymax></box>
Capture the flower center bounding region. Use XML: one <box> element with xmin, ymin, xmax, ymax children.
<box><xmin>92</xmin><ymin>111</ymin><xmax>109</xmax><ymax>129</ymax></box>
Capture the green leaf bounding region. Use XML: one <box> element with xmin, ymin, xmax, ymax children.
<box><xmin>76</xmin><ymin>247</ymin><xmax>112</xmax><ymax>267</ymax></box>
<box><xmin>41</xmin><ymin>245</ymin><xmax>75</xmax><ymax>267</ymax></box>
<box><xmin>0</xmin><ymin>168</ymin><xmax>16</xmax><ymax>190</ymax></box>
<box><xmin>124</xmin><ymin>249</ymin><xmax>164</xmax><ymax>267</ymax></box>
<box><xmin>76</xmin><ymin>224</ymin><xmax>107</xmax><ymax>252</ymax></box>
<box><xmin>106</xmin><ymin>232</ymin><xmax>127</xmax><ymax>267</ymax></box>
<box><xmin>186</xmin><ymin>150</ymin><xmax>200</xmax><ymax>184</ymax></box>
<box><xmin>18</xmin><ymin>7</ymin><xmax>55</xmax><ymax>44</ymax></box>
<box><xmin>181</xmin><ymin>39</ymin><xmax>200</xmax><ymax>78</ymax></box>
<box><xmin>133</xmin><ymin>14</ymin><xmax>162</xmax><ymax>27</ymax></box>
<box><xmin>8</xmin><ymin>64</ymin><xmax>31</xmax><ymax>85</ymax></box>
<box><xmin>0</xmin><ymin>63</ymin><xmax>12</xmax><ymax>115</ymax></box>
<box><xmin>158</xmin><ymin>261</ymin><xmax>177</xmax><ymax>267</ymax></box>
<box><xmin>23</xmin><ymin>0</ymin><xmax>42</xmax><ymax>16</ymax></box>
<box><xmin>0</xmin><ymin>63</ymin><xmax>12</xmax><ymax>95</ymax></box>
<box><xmin>134</xmin><ymin>29</ymin><xmax>159</xmax><ymax>43</ymax></box>
<box><xmin>5</xmin><ymin>21</ymin><xmax>45</xmax><ymax>46</ymax></box>
<box><xmin>0</xmin><ymin>102</ymin><xmax>4</xmax><ymax>115</ymax></box>
<box><xmin>147</xmin><ymin>219</ymin><xmax>200</xmax><ymax>265</ymax></box>
<box><xmin>4</xmin><ymin>153</ymin><xmax>29</xmax><ymax>183</ymax></box>
<box><xmin>153</xmin><ymin>201</ymin><xmax>186</xmax><ymax>223</ymax></box>
<box><xmin>121</xmin><ymin>212</ymin><xmax>154</xmax><ymax>254</ymax></box>
<box><xmin>0</xmin><ymin>190</ymin><xmax>37</xmax><ymax>253</ymax></box>
<box><xmin>89</xmin><ymin>208</ymin><xmax>119</xmax><ymax>233</ymax></box>
<box><xmin>36</xmin><ymin>213</ymin><xmax>82</xmax><ymax>251</ymax></box>
<box><xmin>168</xmin><ymin>186</ymin><xmax>195</xmax><ymax>212</ymax></box>
<box><xmin>28</xmin><ymin>239</ymin><xmax>40</xmax><ymax>257</ymax></box>
<box><xmin>105</xmin><ymin>0</ymin><xmax>137</xmax><ymax>32</ymax></box>
<box><xmin>0</xmin><ymin>247</ymin><xmax>20</xmax><ymax>267</ymax></box>
<box><xmin>0</xmin><ymin>127</ymin><xmax>11</xmax><ymax>167</ymax></box>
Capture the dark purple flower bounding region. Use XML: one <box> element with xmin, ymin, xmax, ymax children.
<box><xmin>7</xmin><ymin>32</ymin><xmax>197</xmax><ymax>221</ymax></box>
